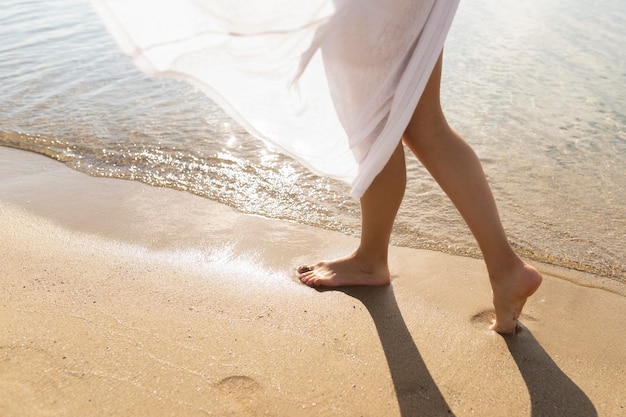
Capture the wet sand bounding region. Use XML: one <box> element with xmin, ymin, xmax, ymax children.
<box><xmin>1</xmin><ymin>146</ymin><xmax>624</xmax><ymax>416</ymax></box>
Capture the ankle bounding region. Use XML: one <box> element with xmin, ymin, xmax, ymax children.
<box><xmin>353</xmin><ymin>247</ymin><xmax>389</xmax><ymax>271</ymax></box>
<box><xmin>486</xmin><ymin>250</ymin><xmax>523</xmax><ymax>283</ymax></box>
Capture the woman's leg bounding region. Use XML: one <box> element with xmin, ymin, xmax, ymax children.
<box><xmin>298</xmin><ymin>141</ymin><xmax>406</xmax><ymax>287</ymax></box>
<box><xmin>402</xmin><ymin>53</ymin><xmax>542</xmax><ymax>334</ymax></box>
<box><xmin>299</xmin><ymin>51</ymin><xmax>541</xmax><ymax>333</ymax></box>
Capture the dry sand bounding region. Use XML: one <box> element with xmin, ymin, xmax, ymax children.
<box><xmin>1</xmin><ymin>146</ymin><xmax>624</xmax><ymax>416</ymax></box>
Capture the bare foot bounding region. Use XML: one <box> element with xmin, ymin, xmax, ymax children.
<box><xmin>297</xmin><ymin>253</ymin><xmax>390</xmax><ymax>287</ymax></box>
<box><xmin>489</xmin><ymin>261</ymin><xmax>543</xmax><ymax>334</ymax></box>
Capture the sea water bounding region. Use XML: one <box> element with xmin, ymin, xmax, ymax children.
<box><xmin>1</xmin><ymin>0</ymin><xmax>624</xmax><ymax>283</ymax></box>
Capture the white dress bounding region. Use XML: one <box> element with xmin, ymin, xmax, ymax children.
<box><xmin>90</xmin><ymin>0</ymin><xmax>459</xmax><ymax>197</ymax></box>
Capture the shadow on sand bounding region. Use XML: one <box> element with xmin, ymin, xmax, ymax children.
<box><xmin>338</xmin><ymin>285</ymin><xmax>455</xmax><ymax>416</ymax></box>
<box><xmin>331</xmin><ymin>285</ymin><xmax>596</xmax><ymax>417</ymax></box>
<box><xmin>504</xmin><ymin>327</ymin><xmax>597</xmax><ymax>417</ymax></box>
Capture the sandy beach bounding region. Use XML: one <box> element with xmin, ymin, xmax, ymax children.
<box><xmin>1</xmin><ymin>146</ymin><xmax>624</xmax><ymax>416</ymax></box>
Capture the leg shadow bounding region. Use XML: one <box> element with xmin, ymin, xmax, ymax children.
<box><xmin>338</xmin><ymin>285</ymin><xmax>455</xmax><ymax>416</ymax></box>
<box><xmin>504</xmin><ymin>327</ymin><xmax>597</xmax><ymax>417</ymax></box>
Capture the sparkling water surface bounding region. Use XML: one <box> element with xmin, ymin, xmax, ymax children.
<box><xmin>1</xmin><ymin>0</ymin><xmax>624</xmax><ymax>283</ymax></box>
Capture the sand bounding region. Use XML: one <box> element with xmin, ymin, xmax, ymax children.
<box><xmin>1</xmin><ymin>146</ymin><xmax>624</xmax><ymax>417</ymax></box>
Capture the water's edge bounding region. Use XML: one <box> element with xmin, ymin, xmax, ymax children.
<box><xmin>3</xmin><ymin>141</ymin><xmax>623</xmax><ymax>296</ymax></box>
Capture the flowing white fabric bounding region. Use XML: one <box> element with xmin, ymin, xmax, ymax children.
<box><xmin>91</xmin><ymin>0</ymin><xmax>459</xmax><ymax>197</ymax></box>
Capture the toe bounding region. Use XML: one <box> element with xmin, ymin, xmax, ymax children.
<box><xmin>490</xmin><ymin>320</ymin><xmax>518</xmax><ymax>335</ymax></box>
<box><xmin>298</xmin><ymin>271</ymin><xmax>315</xmax><ymax>285</ymax></box>
<box><xmin>300</xmin><ymin>275</ymin><xmax>316</xmax><ymax>287</ymax></box>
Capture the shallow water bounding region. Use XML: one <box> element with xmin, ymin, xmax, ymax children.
<box><xmin>1</xmin><ymin>0</ymin><xmax>624</xmax><ymax>282</ymax></box>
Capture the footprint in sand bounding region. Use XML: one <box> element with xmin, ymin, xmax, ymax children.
<box><xmin>471</xmin><ymin>310</ymin><xmax>538</xmax><ymax>331</ymax></box>
<box><xmin>214</xmin><ymin>375</ymin><xmax>262</xmax><ymax>403</ymax></box>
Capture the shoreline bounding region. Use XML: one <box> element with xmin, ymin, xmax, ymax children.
<box><xmin>1</xmin><ymin>146</ymin><xmax>624</xmax><ymax>416</ymax></box>
<box><xmin>2</xmin><ymin>142</ymin><xmax>623</xmax><ymax>295</ymax></box>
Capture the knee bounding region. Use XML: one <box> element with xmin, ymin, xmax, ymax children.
<box><xmin>402</xmin><ymin>110</ymin><xmax>450</xmax><ymax>152</ymax></box>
